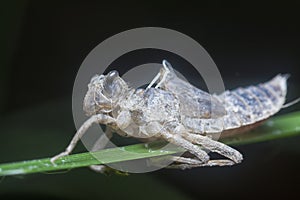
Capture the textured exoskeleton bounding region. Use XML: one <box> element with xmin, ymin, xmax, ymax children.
<box><xmin>51</xmin><ymin>60</ymin><xmax>290</xmax><ymax>172</ymax></box>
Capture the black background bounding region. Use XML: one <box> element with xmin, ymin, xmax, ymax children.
<box><xmin>1</xmin><ymin>1</ymin><xmax>300</xmax><ymax>199</ymax></box>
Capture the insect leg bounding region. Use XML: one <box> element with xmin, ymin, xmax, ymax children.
<box><xmin>182</xmin><ymin>133</ymin><xmax>243</xmax><ymax>164</ymax></box>
<box><xmin>150</xmin><ymin>155</ymin><xmax>235</xmax><ymax>169</ymax></box>
<box><xmin>89</xmin><ymin>127</ymin><xmax>113</xmax><ymax>173</ymax></box>
<box><xmin>168</xmin><ymin>156</ymin><xmax>202</xmax><ymax>164</ymax></box>
<box><xmin>159</xmin><ymin>129</ymin><xmax>210</xmax><ymax>163</ymax></box>
<box><xmin>166</xmin><ymin>159</ymin><xmax>235</xmax><ymax>169</ymax></box>
<box><xmin>148</xmin><ymin>155</ymin><xmax>202</xmax><ymax>167</ymax></box>
<box><xmin>50</xmin><ymin>114</ymin><xmax>115</xmax><ymax>164</ymax></box>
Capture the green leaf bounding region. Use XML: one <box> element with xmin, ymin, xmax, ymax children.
<box><xmin>0</xmin><ymin>111</ymin><xmax>300</xmax><ymax>177</ymax></box>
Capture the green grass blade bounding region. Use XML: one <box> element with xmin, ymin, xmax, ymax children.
<box><xmin>222</xmin><ymin>111</ymin><xmax>300</xmax><ymax>145</ymax></box>
<box><xmin>0</xmin><ymin>111</ymin><xmax>299</xmax><ymax>176</ymax></box>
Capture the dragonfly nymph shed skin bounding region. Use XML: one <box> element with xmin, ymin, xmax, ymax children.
<box><xmin>51</xmin><ymin>60</ymin><xmax>289</xmax><ymax>172</ymax></box>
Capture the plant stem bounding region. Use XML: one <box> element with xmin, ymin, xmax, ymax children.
<box><xmin>0</xmin><ymin>111</ymin><xmax>299</xmax><ymax>176</ymax></box>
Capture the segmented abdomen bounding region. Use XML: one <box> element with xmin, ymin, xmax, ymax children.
<box><xmin>219</xmin><ymin>74</ymin><xmax>288</xmax><ymax>130</ymax></box>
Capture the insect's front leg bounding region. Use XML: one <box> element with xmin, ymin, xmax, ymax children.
<box><xmin>50</xmin><ymin>114</ymin><xmax>116</xmax><ymax>164</ymax></box>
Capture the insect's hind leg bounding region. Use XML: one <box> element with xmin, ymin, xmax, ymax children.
<box><xmin>159</xmin><ymin>129</ymin><xmax>210</xmax><ymax>163</ymax></box>
<box><xmin>160</xmin><ymin>124</ymin><xmax>242</xmax><ymax>168</ymax></box>
<box><xmin>150</xmin><ymin>155</ymin><xmax>235</xmax><ymax>170</ymax></box>
<box><xmin>50</xmin><ymin>114</ymin><xmax>115</xmax><ymax>164</ymax></box>
<box><xmin>182</xmin><ymin>133</ymin><xmax>243</xmax><ymax>164</ymax></box>
<box><xmin>167</xmin><ymin>159</ymin><xmax>235</xmax><ymax>169</ymax></box>
<box><xmin>149</xmin><ymin>155</ymin><xmax>201</xmax><ymax>168</ymax></box>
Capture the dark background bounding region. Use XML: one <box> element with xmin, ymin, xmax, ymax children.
<box><xmin>0</xmin><ymin>1</ymin><xmax>300</xmax><ymax>199</ymax></box>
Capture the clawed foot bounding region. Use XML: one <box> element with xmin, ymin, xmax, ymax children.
<box><xmin>50</xmin><ymin>151</ymin><xmax>69</xmax><ymax>165</ymax></box>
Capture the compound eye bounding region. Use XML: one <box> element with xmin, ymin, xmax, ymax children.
<box><xmin>104</xmin><ymin>70</ymin><xmax>119</xmax><ymax>96</ymax></box>
<box><xmin>107</xmin><ymin>70</ymin><xmax>119</xmax><ymax>81</ymax></box>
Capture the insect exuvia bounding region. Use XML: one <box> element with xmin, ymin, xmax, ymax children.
<box><xmin>51</xmin><ymin>60</ymin><xmax>298</xmax><ymax>172</ymax></box>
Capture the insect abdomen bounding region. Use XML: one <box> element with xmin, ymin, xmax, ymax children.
<box><xmin>219</xmin><ymin>74</ymin><xmax>288</xmax><ymax>130</ymax></box>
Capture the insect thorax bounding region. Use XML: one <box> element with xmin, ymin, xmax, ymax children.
<box><xmin>141</xmin><ymin>88</ymin><xmax>180</xmax><ymax>123</ymax></box>
<box><xmin>118</xmin><ymin>88</ymin><xmax>180</xmax><ymax>123</ymax></box>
